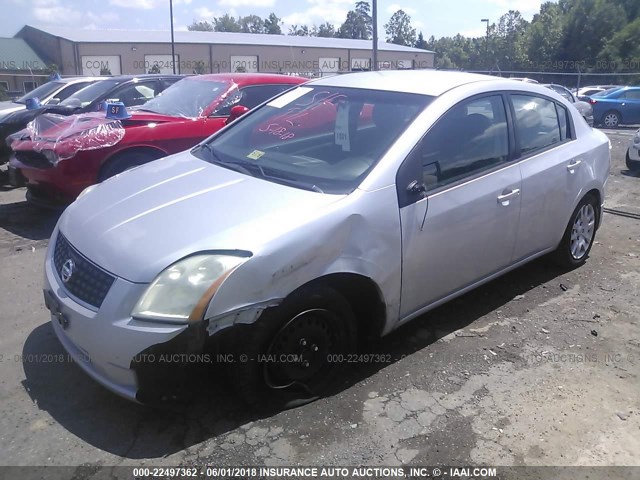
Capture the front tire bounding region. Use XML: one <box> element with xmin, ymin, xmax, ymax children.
<box><xmin>554</xmin><ymin>194</ymin><xmax>599</xmax><ymax>268</ymax></box>
<box><xmin>232</xmin><ymin>285</ymin><xmax>357</xmax><ymax>409</ymax></box>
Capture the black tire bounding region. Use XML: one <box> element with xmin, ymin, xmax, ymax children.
<box><xmin>554</xmin><ymin>193</ymin><xmax>599</xmax><ymax>268</ymax></box>
<box><xmin>626</xmin><ymin>151</ymin><xmax>640</xmax><ymax>172</ymax></box>
<box><xmin>601</xmin><ymin>110</ymin><xmax>621</xmax><ymax>128</ymax></box>
<box><xmin>98</xmin><ymin>151</ymin><xmax>157</xmax><ymax>182</ymax></box>
<box><xmin>232</xmin><ymin>285</ymin><xmax>357</xmax><ymax>410</ymax></box>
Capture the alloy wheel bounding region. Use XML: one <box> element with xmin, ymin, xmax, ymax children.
<box><xmin>570</xmin><ymin>204</ymin><xmax>595</xmax><ymax>260</ymax></box>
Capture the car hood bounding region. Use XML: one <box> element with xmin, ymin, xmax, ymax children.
<box><xmin>59</xmin><ymin>152</ymin><xmax>346</xmax><ymax>283</ymax></box>
<box><xmin>0</xmin><ymin>102</ymin><xmax>24</xmax><ymax>120</ymax></box>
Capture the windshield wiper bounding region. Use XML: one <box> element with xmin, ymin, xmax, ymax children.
<box><xmin>261</xmin><ymin>168</ymin><xmax>324</xmax><ymax>193</ymax></box>
<box><xmin>195</xmin><ymin>144</ymin><xmax>258</xmax><ymax>178</ymax></box>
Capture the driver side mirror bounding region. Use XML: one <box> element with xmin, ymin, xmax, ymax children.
<box><xmin>225</xmin><ymin>105</ymin><xmax>249</xmax><ymax>125</ymax></box>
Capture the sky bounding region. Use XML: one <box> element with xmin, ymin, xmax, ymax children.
<box><xmin>2</xmin><ymin>0</ymin><xmax>549</xmax><ymax>40</ymax></box>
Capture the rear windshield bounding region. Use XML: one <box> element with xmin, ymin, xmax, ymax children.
<box><xmin>137</xmin><ymin>78</ymin><xmax>229</xmax><ymax>118</ymax></box>
<box><xmin>193</xmin><ymin>86</ymin><xmax>432</xmax><ymax>194</ymax></box>
<box><xmin>16</xmin><ymin>81</ymin><xmax>64</xmax><ymax>104</ymax></box>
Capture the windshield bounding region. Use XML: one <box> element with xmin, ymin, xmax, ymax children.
<box><xmin>193</xmin><ymin>86</ymin><xmax>432</xmax><ymax>194</ymax></box>
<box><xmin>138</xmin><ymin>78</ymin><xmax>229</xmax><ymax>117</ymax></box>
<box><xmin>16</xmin><ymin>81</ymin><xmax>64</xmax><ymax>104</ymax></box>
<box><xmin>60</xmin><ymin>79</ymin><xmax>121</xmax><ymax>108</ymax></box>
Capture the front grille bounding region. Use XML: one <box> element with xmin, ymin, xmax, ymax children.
<box><xmin>15</xmin><ymin>150</ymin><xmax>52</xmax><ymax>169</ymax></box>
<box><xmin>53</xmin><ymin>233</ymin><xmax>115</xmax><ymax>309</ymax></box>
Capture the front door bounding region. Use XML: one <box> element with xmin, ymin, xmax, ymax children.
<box><xmin>398</xmin><ymin>94</ymin><xmax>521</xmax><ymax>318</ymax></box>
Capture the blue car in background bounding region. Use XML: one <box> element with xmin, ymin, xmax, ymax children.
<box><xmin>588</xmin><ymin>86</ymin><xmax>640</xmax><ymax>128</ymax></box>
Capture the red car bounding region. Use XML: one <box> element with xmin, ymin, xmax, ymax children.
<box><xmin>9</xmin><ymin>73</ymin><xmax>307</xmax><ymax>205</ymax></box>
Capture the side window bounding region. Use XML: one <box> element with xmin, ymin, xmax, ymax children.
<box><xmin>418</xmin><ymin>95</ymin><xmax>509</xmax><ymax>190</ymax></box>
<box><xmin>239</xmin><ymin>84</ymin><xmax>293</xmax><ymax>109</ymax></box>
<box><xmin>213</xmin><ymin>84</ymin><xmax>292</xmax><ymax>116</ymax></box>
<box><xmin>110</xmin><ymin>82</ymin><xmax>158</xmax><ymax>107</ymax></box>
<box><xmin>622</xmin><ymin>90</ymin><xmax>640</xmax><ymax>100</ymax></box>
<box><xmin>512</xmin><ymin>95</ymin><xmax>561</xmax><ymax>155</ymax></box>
<box><xmin>54</xmin><ymin>82</ymin><xmax>92</xmax><ymax>102</ymax></box>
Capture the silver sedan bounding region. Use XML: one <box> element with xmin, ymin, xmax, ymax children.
<box><xmin>44</xmin><ymin>70</ymin><xmax>611</xmax><ymax>407</ymax></box>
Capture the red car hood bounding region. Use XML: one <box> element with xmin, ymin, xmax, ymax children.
<box><xmin>10</xmin><ymin>110</ymin><xmax>188</xmax><ymax>161</ymax></box>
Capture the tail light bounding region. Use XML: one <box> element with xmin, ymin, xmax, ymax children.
<box><xmin>588</xmin><ymin>98</ymin><xmax>597</xmax><ymax>105</ymax></box>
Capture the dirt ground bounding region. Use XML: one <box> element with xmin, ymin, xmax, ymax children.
<box><xmin>0</xmin><ymin>128</ymin><xmax>638</xmax><ymax>475</ymax></box>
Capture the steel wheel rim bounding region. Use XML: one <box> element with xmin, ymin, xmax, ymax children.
<box><xmin>264</xmin><ymin>308</ymin><xmax>340</xmax><ymax>393</ymax></box>
<box><xmin>570</xmin><ymin>204</ymin><xmax>595</xmax><ymax>260</ymax></box>
<box><xmin>604</xmin><ymin>113</ymin><xmax>618</xmax><ymax>127</ymax></box>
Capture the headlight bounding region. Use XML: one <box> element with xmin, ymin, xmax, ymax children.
<box><xmin>131</xmin><ymin>254</ymin><xmax>248</xmax><ymax>323</ymax></box>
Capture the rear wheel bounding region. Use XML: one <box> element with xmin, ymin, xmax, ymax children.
<box><xmin>98</xmin><ymin>151</ymin><xmax>158</xmax><ymax>182</ymax></box>
<box><xmin>232</xmin><ymin>285</ymin><xmax>357</xmax><ymax>409</ymax></box>
<box><xmin>601</xmin><ymin>110</ymin><xmax>621</xmax><ymax>128</ymax></box>
<box><xmin>554</xmin><ymin>193</ymin><xmax>599</xmax><ymax>268</ymax></box>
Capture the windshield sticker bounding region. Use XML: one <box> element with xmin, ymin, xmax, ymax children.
<box><xmin>247</xmin><ymin>149</ymin><xmax>265</xmax><ymax>160</ymax></box>
<box><xmin>267</xmin><ymin>87</ymin><xmax>313</xmax><ymax>108</ymax></box>
<box><xmin>334</xmin><ymin>102</ymin><xmax>351</xmax><ymax>152</ymax></box>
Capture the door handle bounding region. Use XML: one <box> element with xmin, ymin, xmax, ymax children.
<box><xmin>567</xmin><ymin>159</ymin><xmax>582</xmax><ymax>172</ymax></box>
<box><xmin>497</xmin><ymin>188</ymin><xmax>520</xmax><ymax>206</ymax></box>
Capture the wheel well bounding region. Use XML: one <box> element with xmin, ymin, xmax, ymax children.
<box><xmin>300</xmin><ymin>273</ymin><xmax>387</xmax><ymax>344</ymax></box>
<box><xmin>98</xmin><ymin>146</ymin><xmax>166</xmax><ymax>180</ymax></box>
<box><xmin>584</xmin><ymin>188</ymin><xmax>602</xmax><ymax>225</ymax></box>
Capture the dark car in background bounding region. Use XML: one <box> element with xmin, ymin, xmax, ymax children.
<box><xmin>588</xmin><ymin>86</ymin><xmax>640</xmax><ymax>127</ymax></box>
<box><xmin>9</xmin><ymin>73</ymin><xmax>307</xmax><ymax>205</ymax></box>
<box><xmin>0</xmin><ymin>76</ymin><xmax>102</xmax><ymax>164</ymax></box>
<box><xmin>543</xmin><ymin>84</ymin><xmax>594</xmax><ymax>126</ymax></box>
<box><xmin>0</xmin><ymin>75</ymin><xmax>183</xmax><ymax>166</ymax></box>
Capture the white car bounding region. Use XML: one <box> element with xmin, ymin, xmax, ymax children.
<box><xmin>0</xmin><ymin>76</ymin><xmax>101</xmax><ymax>120</ymax></box>
<box><xmin>627</xmin><ymin>128</ymin><xmax>640</xmax><ymax>171</ymax></box>
<box><xmin>44</xmin><ymin>70</ymin><xmax>611</xmax><ymax>407</ymax></box>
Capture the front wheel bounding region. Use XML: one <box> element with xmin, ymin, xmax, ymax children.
<box><xmin>232</xmin><ymin>285</ymin><xmax>357</xmax><ymax>409</ymax></box>
<box><xmin>554</xmin><ymin>194</ymin><xmax>599</xmax><ymax>268</ymax></box>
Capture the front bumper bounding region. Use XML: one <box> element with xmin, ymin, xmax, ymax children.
<box><xmin>10</xmin><ymin>153</ymin><xmax>96</xmax><ymax>205</ymax></box>
<box><xmin>628</xmin><ymin>144</ymin><xmax>640</xmax><ymax>162</ymax></box>
<box><xmin>44</xmin><ymin>230</ymin><xmax>191</xmax><ymax>402</ymax></box>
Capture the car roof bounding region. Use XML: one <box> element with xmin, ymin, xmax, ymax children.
<box><xmin>308</xmin><ymin>70</ymin><xmax>506</xmax><ymax>96</ymax></box>
<box><xmin>105</xmin><ymin>74</ymin><xmax>184</xmax><ymax>81</ymax></box>
<box><xmin>58</xmin><ymin>76</ymin><xmax>103</xmax><ymax>83</ymax></box>
<box><xmin>185</xmin><ymin>73</ymin><xmax>307</xmax><ymax>85</ymax></box>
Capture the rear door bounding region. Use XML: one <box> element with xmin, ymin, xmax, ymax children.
<box><xmin>618</xmin><ymin>89</ymin><xmax>640</xmax><ymax>124</ymax></box>
<box><xmin>510</xmin><ymin>93</ymin><xmax>584</xmax><ymax>260</ymax></box>
<box><xmin>398</xmin><ymin>94</ymin><xmax>521</xmax><ymax>317</ymax></box>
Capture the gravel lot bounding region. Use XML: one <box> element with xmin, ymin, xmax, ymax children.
<box><xmin>0</xmin><ymin>128</ymin><xmax>638</xmax><ymax>472</ymax></box>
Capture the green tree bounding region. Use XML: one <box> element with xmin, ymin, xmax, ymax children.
<box><xmin>240</xmin><ymin>15</ymin><xmax>265</xmax><ymax>34</ymax></box>
<box><xmin>188</xmin><ymin>20</ymin><xmax>214</xmax><ymax>31</ymax></box>
<box><xmin>338</xmin><ymin>1</ymin><xmax>372</xmax><ymax>39</ymax></box>
<box><xmin>415</xmin><ymin>31</ymin><xmax>428</xmax><ymax>50</ymax></box>
<box><xmin>288</xmin><ymin>24</ymin><xmax>310</xmax><ymax>36</ymax></box>
<box><xmin>492</xmin><ymin>10</ymin><xmax>529</xmax><ymax>70</ymax></box>
<box><xmin>264</xmin><ymin>13</ymin><xmax>282</xmax><ymax>34</ymax></box>
<box><xmin>213</xmin><ymin>13</ymin><xmax>242</xmax><ymax>32</ymax></box>
<box><xmin>384</xmin><ymin>9</ymin><xmax>417</xmax><ymax>47</ymax></box>
<box><xmin>316</xmin><ymin>22</ymin><xmax>337</xmax><ymax>38</ymax></box>
<box><xmin>598</xmin><ymin>17</ymin><xmax>640</xmax><ymax>71</ymax></box>
<box><xmin>526</xmin><ymin>2</ymin><xmax>564</xmax><ymax>70</ymax></box>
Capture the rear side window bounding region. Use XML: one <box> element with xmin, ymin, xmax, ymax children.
<box><xmin>511</xmin><ymin>95</ymin><xmax>562</xmax><ymax>155</ymax></box>
<box><xmin>555</xmin><ymin>103</ymin><xmax>569</xmax><ymax>141</ymax></box>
